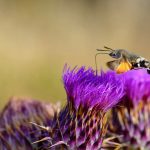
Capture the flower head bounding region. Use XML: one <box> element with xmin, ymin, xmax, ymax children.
<box><xmin>108</xmin><ymin>69</ymin><xmax>150</xmax><ymax>149</ymax></box>
<box><xmin>123</xmin><ymin>69</ymin><xmax>150</xmax><ymax>106</ymax></box>
<box><xmin>38</xmin><ymin>66</ymin><xmax>125</xmax><ymax>150</ymax></box>
<box><xmin>63</xmin><ymin>66</ymin><xmax>124</xmax><ymax>111</ymax></box>
<box><xmin>0</xmin><ymin>97</ymin><xmax>59</xmax><ymax>150</ymax></box>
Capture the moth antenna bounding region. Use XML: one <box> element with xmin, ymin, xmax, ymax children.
<box><xmin>96</xmin><ymin>46</ymin><xmax>114</xmax><ymax>52</ymax></box>
<box><xmin>104</xmin><ymin>46</ymin><xmax>114</xmax><ymax>51</ymax></box>
<box><xmin>96</xmin><ymin>49</ymin><xmax>112</xmax><ymax>52</ymax></box>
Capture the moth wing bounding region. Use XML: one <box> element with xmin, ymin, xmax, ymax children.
<box><xmin>106</xmin><ymin>60</ymin><xmax>120</xmax><ymax>70</ymax></box>
<box><xmin>107</xmin><ymin>59</ymin><xmax>132</xmax><ymax>74</ymax></box>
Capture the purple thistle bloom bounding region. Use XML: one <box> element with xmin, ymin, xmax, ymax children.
<box><xmin>108</xmin><ymin>69</ymin><xmax>150</xmax><ymax>149</ymax></box>
<box><xmin>37</xmin><ymin>66</ymin><xmax>125</xmax><ymax>150</ymax></box>
<box><xmin>123</xmin><ymin>69</ymin><xmax>150</xmax><ymax>106</ymax></box>
<box><xmin>63</xmin><ymin>65</ymin><xmax>124</xmax><ymax>111</ymax></box>
<box><xmin>0</xmin><ymin>97</ymin><xmax>59</xmax><ymax>150</ymax></box>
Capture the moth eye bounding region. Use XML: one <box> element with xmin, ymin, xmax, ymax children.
<box><xmin>109</xmin><ymin>52</ymin><xmax>121</xmax><ymax>59</ymax></box>
<box><xmin>110</xmin><ymin>53</ymin><xmax>116</xmax><ymax>57</ymax></box>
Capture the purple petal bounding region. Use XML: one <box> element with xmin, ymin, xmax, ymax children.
<box><xmin>123</xmin><ymin>69</ymin><xmax>150</xmax><ymax>105</ymax></box>
<box><xmin>0</xmin><ymin>97</ymin><xmax>59</xmax><ymax>149</ymax></box>
<box><xmin>63</xmin><ymin>65</ymin><xmax>125</xmax><ymax>112</ymax></box>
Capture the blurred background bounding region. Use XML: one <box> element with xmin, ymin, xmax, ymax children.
<box><xmin>0</xmin><ymin>0</ymin><xmax>150</xmax><ymax>108</ymax></box>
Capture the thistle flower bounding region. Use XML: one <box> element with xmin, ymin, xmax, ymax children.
<box><xmin>37</xmin><ymin>66</ymin><xmax>124</xmax><ymax>150</ymax></box>
<box><xmin>108</xmin><ymin>69</ymin><xmax>150</xmax><ymax>149</ymax></box>
<box><xmin>0</xmin><ymin>97</ymin><xmax>59</xmax><ymax>150</ymax></box>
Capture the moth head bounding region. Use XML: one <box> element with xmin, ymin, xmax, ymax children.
<box><xmin>109</xmin><ymin>50</ymin><xmax>122</xmax><ymax>59</ymax></box>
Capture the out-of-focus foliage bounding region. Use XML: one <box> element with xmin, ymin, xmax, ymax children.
<box><xmin>0</xmin><ymin>0</ymin><xmax>150</xmax><ymax>108</ymax></box>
